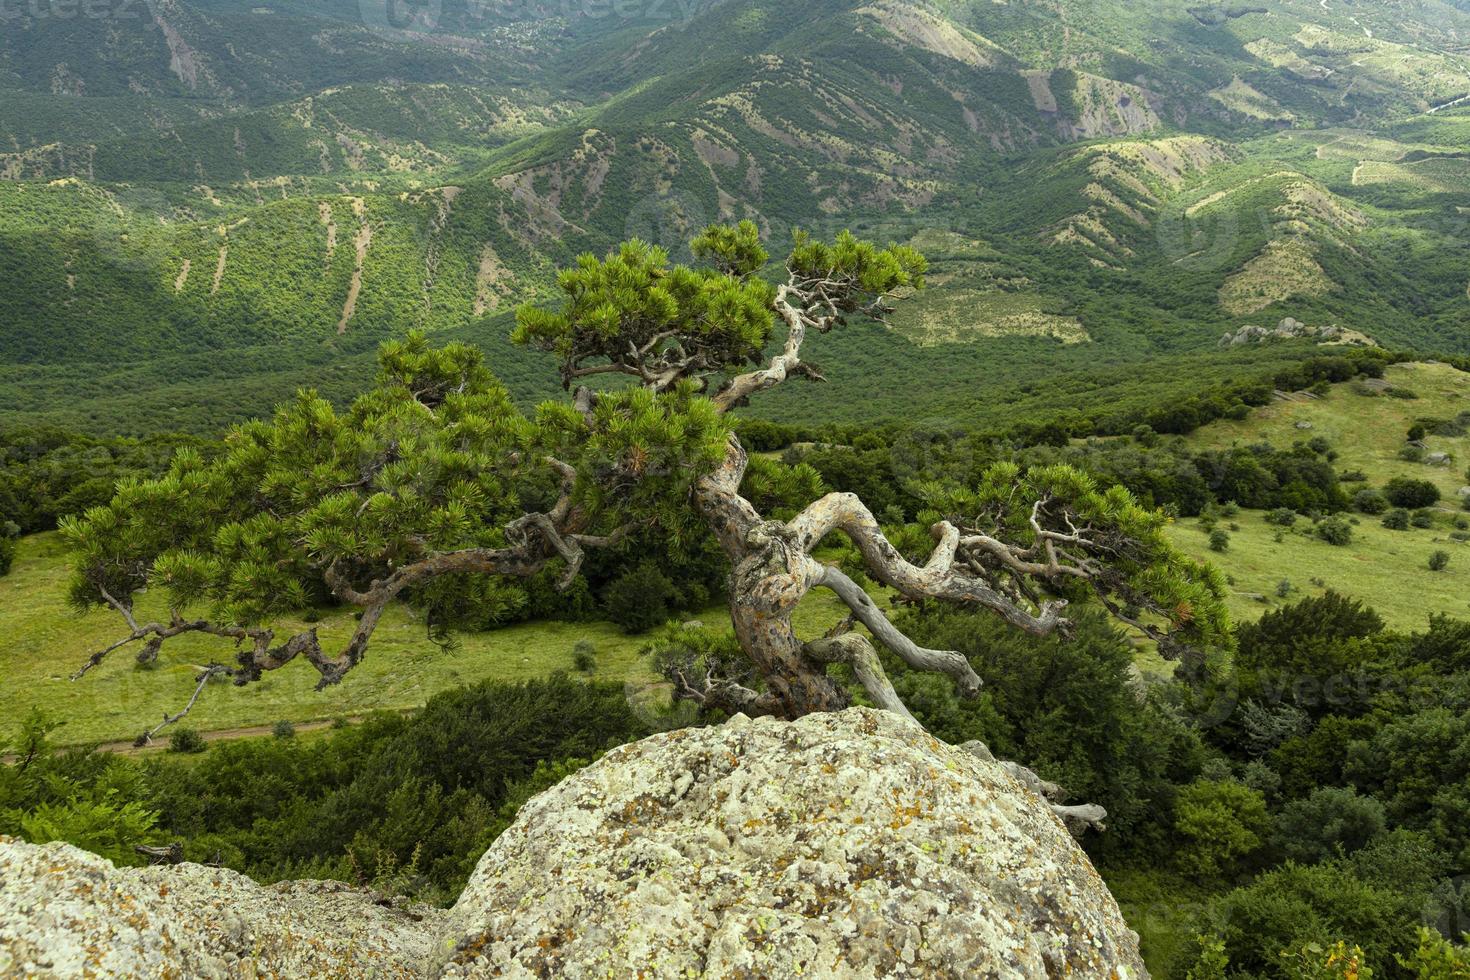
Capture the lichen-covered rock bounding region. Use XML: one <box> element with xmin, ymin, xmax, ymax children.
<box><xmin>444</xmin><ymin>708</ymin><xmax>1148</xmax><ymax>979</ymax></box>
<box><xmin>0</xmin><ymin>836</ymin><xmax>445</xmax><ymax>978</ymax></box>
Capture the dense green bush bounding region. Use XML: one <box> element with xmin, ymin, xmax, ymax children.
<box><xmin>1383</xmin><ymin>509</ymin><xmax>1412</xmax><ymax>530</ymax></box>
<box><xmin>602</xmin><ymin>563</ymin><xmax>680</xmax><ymax>634</ymax></box>
<box><xmin>1384</xmin><ymin>477</ymin><xmax>1441</xmax><ymax>509</ymax></box>
<box><xmin>1273</xmin><ymin>786</ymin><xmax>1387</xmax><ymax>864</ymax></box>
<box><xmin>142</xmin><ymin>676</ymin><xmax>652</xmax><ymax>903</ymax></box>
<box><xmin>0</xmin><ymin>425</ymin><xmax>205</xmax><ymax>535</ymax></box>
<box><xmin>885</xmin><ymin>606</ymin><xmax>1208</xmax><ymax>863</ymax></box>
<box><xmin>1314</xmin><ymin>516</ymin><xmax>1354</xmax><ymax>546</ymax></box>
<box><xmin>0</xmin><ymin>524</ymin><xmax>15</xmax><ymax>577</ymax></box>
<box><xmin>1353</xmin><ymin>488</ymin><xmax>1390</xmax><ymax>515</ymax></box>
<box><xmin>1173</xmin><ymin>779</ymin><xmax>1271</xmax><ymax>877</ymax></box>
<box><xmin>167</xmin><ymin>729</ymin><xmax>207</xmax><ymax>754</ymax></box>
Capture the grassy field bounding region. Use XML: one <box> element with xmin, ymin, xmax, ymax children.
<box><xmin>1164</xmin><ymin>361</ymin><xmax>1470</xmax><ymax>632</ymax></box>
<box><xmin>1188</xmin><ymin>361</ymin><xmax>1470</xmax><ymax>501</ymax></box>
<box><xmin>0</xmin><ymin>533</ymin><xmax>851</xmax><ymax>745</ymax></box>
<box><xmin>1167</xmin><ymin>508</ymin><xmax>1470</xmax><ymax>632</ymax></box>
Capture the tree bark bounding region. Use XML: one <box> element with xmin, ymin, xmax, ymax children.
<box><xmin>693</xmin><ymin>434</ymin><xmax>849</xmax><ymax>718</ymax></box>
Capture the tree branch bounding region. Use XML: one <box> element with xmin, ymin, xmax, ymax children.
<box><xmin>804</xmin><ymin>632</ymin><xmax>918</xmax><ymax>724</ymax></box>
<box><xmin>814</xmin><ymin>565</ymin><xmax>981</xmax><ymax>699</ymax></box>
<box><xmin>78</xmin><ymin>477</ymin><xmax>637</xmax><ymax>719</ymax></box>
<box><xmin>713</xmin><ymin>284</ymin><xmax>818</xmax><ymax>413</ymax></box>
<box><xmin>787</xmin><ymin>493</ymin><xmax>1072</xmax><ymax>638</ymax></box>
<box><xmin>134</xmin><ymin>664</ymin><xmax>228</xmax><ymax>746</ymax></box>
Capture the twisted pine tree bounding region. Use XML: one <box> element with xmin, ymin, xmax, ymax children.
<box><xmin>66</xmin><ymin>223</ymin><xmax>1226</xmax><ymax>746</ymax></box>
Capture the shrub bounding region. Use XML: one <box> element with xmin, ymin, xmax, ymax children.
<box><xmin>1408</xmin><ymin>423</ymin><xmax>1427</xmax><ymax>442</ymax></box>
<box><xmin>1352</xmin><ymin>488</ymin><xmax>1389</xmax><ymax>515</ymax></box>
<box><xmin>1382</xmin><ymin>509</ymin><xmax>1411</xmax><ymax>531</ymax></box>
<box><xmin>1399</xmin><ymin>445</ymin><xmax>1427</xmax><ymax>463</ymax></box>
<box><xmin>1411</xmin><ymin>509</ymin><xmax>1435</xmax><ymax>529</ymax></box>
<box><xmin>1173</xmin><ymin>779</ymin><xmax>1271</xmax><ymax>877</ymax></box>
<box><xmin>603</xmin><ymin>563</ymin><xmax>679</xmax><ymax>634</ymax></box>
<box><xmin>1276</xmin><ymin>579</ymin><xmax>1293</xmax><ymax>598</ymax></box>
<box><xmin>16</xmin><ymin>798</ymin><xmax>162</xmax><ymax>867</ymax></box>
<box><xmin>1273</xmin><ymin>787</ymin><xmax>1386</xmax><ymax>863</ymax></box>
<box><xmin>1429</xmin><ymin>551</ymin><xmax>1451</xmax><ymax>572</ymax></box>
<box><xmin>1384</xmin><ymin>477</ymin><xmax>1441</xmax><ymax>509</ymax></box>
<box><xmin>0</xmin><ymin>520</ymin><xmax>16</xmax><ymax>576</ymax></box>
<box><xmin>1315</xmin><ymin>516</ymin><xmax>1353</xmax><ymax>546</ymax></box>
<box><xmin>1209</xmin><ymin>528</ymin><xmax>1231</xmax><ymax>552</ymax></box>
<box><xmin>167</xmin><ymin>729</ymin><xmax>207</xmax><ymax>754</ymax></box>
<box><xmin>1266</xmin><ymin>508</ymin><xmax>1298</xmax><ymax>527</ymax></box>
<box><xmin>571</xmin><ymin>640</ymin><xmax>597</xmax><ymax>673</ymax></box>
<box><xmin>272</xmin><ymin>721</ymin><xmax>296</xmax><ymax>739</ymax></box>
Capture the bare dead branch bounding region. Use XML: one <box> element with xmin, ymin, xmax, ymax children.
<box><xmin>787</xmin><ymin>493</ymin><xmax>1072</xmax><ymax>638</ymax></box>
<box><xmin>814</xmin><ymin>565</ymin><xmax>981</xmax><ymax>700</ymax></box>
<box><xmin>135</xmin><ymin>664</ymin><xmax>228</xmax><ymax>746</ymax></box>
<box><xmin>804</xmin><ymin>633</ymin><xmax>917</xmax><ymax>724</ymax></box>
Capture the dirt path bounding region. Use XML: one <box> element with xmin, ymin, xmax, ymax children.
<box><xmin>337</xmin><ymin>199</ymin><xmax>371</xmax><ymax>334</ymax></box>
<box><xmin>1</xmin><ymin>716</ymin><xmax>384</xmax><ymax>763</ymax></box>
<box><xmin>1428</xmin><ymin>93</ymin><xmax>1470</xmax><ymax>115</ymax></box>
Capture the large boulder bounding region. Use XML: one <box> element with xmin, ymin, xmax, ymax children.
<box><xmin>1</xmin><ymin>709</ymin><xmax>1148</xmax><ymax>978</ymax></box>
<box><xmin>0</xmin><ymin>838</ymin><xmax>445</xmax><ymax>978</ymax></box>
<box><xmin>443</xmin><ymin>708</ymin><xmax>1147</xmax><ymax>978</ymax></box>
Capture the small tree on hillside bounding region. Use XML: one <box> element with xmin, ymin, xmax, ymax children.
<box><xmin>65</xmin><ymin>223</ymin><xmax>1226</xmax><ymax>746</ymax></box>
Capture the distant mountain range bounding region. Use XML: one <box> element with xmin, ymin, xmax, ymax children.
<box><xmin>2</xmin><ymin>0</ymin><xmax>1467</xmax><ymax>431</ymax></box>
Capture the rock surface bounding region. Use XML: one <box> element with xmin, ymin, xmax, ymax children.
<box><xmin>0</xmin><ymin>837</ymin><xmax>445</xmax><ymax>978</ymax></box>
<box><xmin>2</xmin><ymin>709</ymin><xmax>1147</xmax><ymax>979</ymax></box>
<box><xmin>444</xmin><ymin>708</ymin><xmax>1147</xmax><ymax>978</ymax></box>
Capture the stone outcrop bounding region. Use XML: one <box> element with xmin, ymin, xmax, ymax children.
<box><xmin>2</xmin><ymin>708</ymin><xmax>1147</xmax><ymax>979</ymax></box>
<box><xmin>1219</xmin><ymin>316</ymin><xmax>1374</xmax><ymax>348</ymax></box>
<box><xmin>0</xmin><ymin>838</ymin><xmax>446</xmax><ymax>978</ymax></box>
<box><xmin>444</xmin><ymin>708</ymin><xmax>1147</xmax><ymax>978</ymax></box>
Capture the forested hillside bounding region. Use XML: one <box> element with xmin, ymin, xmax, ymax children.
<box><xmin>3</xmin><ymin>0</ymin><xmax>1469</xmax><ymax>437</ymax></box>
<box><xmin>4</xmin><ymin>1</ymin><xmax>1470</xmax><ymax>976</ymax></box>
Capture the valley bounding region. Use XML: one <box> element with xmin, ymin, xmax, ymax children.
<box><xmin>2</xmin><ymin>0</ymin><xmax>1468</xmax><ymax>440</ymax></box>
<box><xmin>4</xmin><ymin>1</ymin><xmax>1470</xmax><ymax>976</ymax></box>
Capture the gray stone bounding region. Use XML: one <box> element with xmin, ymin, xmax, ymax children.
<box><xmin>3</xmin><ymin>709</ymin><xmax>1149</xmax><ymax>979</ymax></box>
<box><xmin>444</xmin><ymin>708</ymin><xmax>1148</xmax><ymax>978</ymax></box>
<box><xmin>0</xmin><ymin>838</ymin><xmax>445</xmax><ymax>978</ymax></box>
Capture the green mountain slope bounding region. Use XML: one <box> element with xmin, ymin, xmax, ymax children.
<box><xmin>1</xmin><ymin>0</ymin><xmax>1467</xmax><ymax>435</ymax></box>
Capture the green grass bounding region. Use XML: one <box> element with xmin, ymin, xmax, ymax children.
<box><xmin>1167</xmin><ymin>508</ymin><xmax>1470</xmax><ymax>632</ymax></box>
<box><xmin>0</xmin><ymin>532</ymin><xmax>852</xmax><ymax>745</ymax></box>
<box><xmin>1147</xmin><ymin>360</ymin><xmax>1470</xmax><ymax>634</ymax></box>
<box><xmin>1187</xmin><ymin>361</ymin><xmax>1470</xmax><ymax>503</ymax></box>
